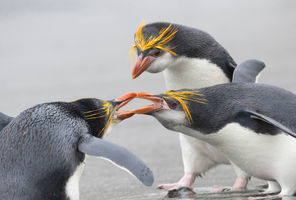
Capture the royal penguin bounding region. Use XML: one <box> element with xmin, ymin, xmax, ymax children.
<box><xmin>0</xmin><ymin>93</ymin><xmax>153</xmax><ymax>200</ymax></box>
<box><xmin>129</xmin><ymin>21</ymin><xmax>250</xmax><ymax>191</ymax></box>
<box><xmin>129</xmin><ymin>61</ymin><xmax>296</xmax><ymax>198</ymax></box>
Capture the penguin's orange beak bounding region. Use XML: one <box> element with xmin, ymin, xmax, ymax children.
<box><xmin>115</xmin><ymin>92</ymin><xmax>137</xmax><ymax>110</ymax></box>
<box><xmin>132</xmin><ymin>92</ymin><xmax>168</xmax><ymax>114</ymax></box>
<box><xmin>132</xmin><ymin>55</ymin><xmax>156</xmax><ymax>79</ymax></box>
<box><xmin>114</xmin><ymin>93</ymin><xmax>137</xmax><ymax>119</ymax></box>
<box><xmin>113</xmin><ymin>92</ymin><xmax>168</xmax><ymax>119</ymax></box>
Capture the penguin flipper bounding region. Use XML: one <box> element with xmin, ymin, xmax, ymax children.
<box><xmin>78</xmin><ymin>136</ymin><xmax>154</xmax><ymax>186</ymax></box>
<box><xmin>243</xmin><ymin>109</ymin><xmax>296</xmax><ymax>138</ymax></box>
<box><xmin>232</xmin><ymin>59</ymin><xmax>265</xmax><ymax>83</ymax></box>
<box><xmin>0</xmin><ymin>112</ymin><xmax>13</xmax><ymax>131</ymax></box>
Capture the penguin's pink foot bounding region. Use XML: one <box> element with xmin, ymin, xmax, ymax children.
<box><xmin>232</xmin><ymin>177</ymin><xmax>249</xmax><ymax>190</ymax></box>
<box><xmin>212</xmin><ymin>177</ymin><xmax>248</xmax><ymax>192</ymax></box>
<box><xmin>157</xmin><ymin>173</ymin><xmax>196</xmax><ymax>190</ymax></box>
<box><xmin>248</xmin><ymin>194</ymin><xmax>282</xmax><ymax>200</ymax></box>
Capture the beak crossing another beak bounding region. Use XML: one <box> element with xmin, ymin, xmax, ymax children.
<box><xmin>132</xmin><ymin>92</ymin><xmax>168</xmax><ymax>114</ymax></box>
<box><xmin>132</xmin><ymin>55</ymin><xmax>156</xmax><ymax>79</ymax></box>
<box><xmin>114</xmin><ymin>92</ymin><xmax>168</xmax><ymax>120</ymax></box>
<box><xmin>113</xmin><ymin>93</ymin><xmax>137</xmax><ymax>120</ymax></box>
<box><xmin>115</xmin><ymin>92</ymin><xmax>137</xmax><ymax>110</ymax></box>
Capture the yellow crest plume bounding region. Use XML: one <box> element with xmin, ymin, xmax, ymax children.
<box><xmin>129</xmin><ymin>22</ymin><xmax>178</xmax><ymax>63</ymax></box>
<box><xmin>83</xmin><ymin>101</ymin><xmax>114</xmax><ymax>137</ymax></box>
<box><xmin>163</xmin><ymin>90</ymin><xmax>207</xmax><ymax>123</ymax></box>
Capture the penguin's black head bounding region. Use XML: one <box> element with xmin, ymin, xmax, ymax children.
<box><xmin>71</xmin><ymin>93</ymin><xmax>137</xmax><ymax>138</ymax></box>
<box><xmin>130</xmin><ymin>90</ymin><xmax>207</xmax><ymax>129</ymax></box>
<box><xmin>130</xmin><ymin>22</ymin><xmax>179</xmax><ymax>79</ymax></box>
<box><xmin>130</xmin><ymin>22</ymin><xmax>236</xmax><ymax>80</ymax></box>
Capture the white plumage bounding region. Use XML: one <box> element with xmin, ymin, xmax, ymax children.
<box><xmin>174</xmin><ymin>122</ymin><xmax>296</xmax><ymax>196</ymax></box>
<box><xmin>147</xmin><ymin>53</ymin><xmax>250</xmax><ymax>190</ymax></box>
<box><xmin>66</xmin><ymin>161</ymin><xmax>85</xmax><ymax>200</ymax></box>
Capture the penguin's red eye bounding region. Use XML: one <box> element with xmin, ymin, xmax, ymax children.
<box><xmin>154</xmin><ymin>51</ymin><xmax>160</xmax><ymax>57</ymax></box>
<box><xmin>171</xmin><ymin>103</ymin><xmax>177</xmax><ymax>108</ymax></box>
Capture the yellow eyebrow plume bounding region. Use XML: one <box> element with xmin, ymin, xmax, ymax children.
<box><xmin>130</xmin><ymin>22</ymin><xmax>178</xmax><ymax>64</ymax></box>
<box><xmin>84</xmin><ymin>102</ymin><xmax>114</xmax><ymax>138</ymax></box>
<box><xmin>163</xmin><ymin>91</ymin><xmax>207</xmax><ymax>123</ymax></box>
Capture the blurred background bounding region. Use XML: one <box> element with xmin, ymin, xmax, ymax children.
<box><xmin>1</xmin><ymin>0</ymin><xmax>295</xmax><ymax>199</ymax></box>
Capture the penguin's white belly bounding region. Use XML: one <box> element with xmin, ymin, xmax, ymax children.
<box><xmin>164</xmin><ymin>57</ymin><xmax>231</xmax><ymax>167</ymax></box>
<box><xmin>179</xmin><ymin>131</ymin><xmax>229</xmax><ymax>166</ymax></box>
<box><xmin>176</xmin><ymin>123</ymin><xmax>296</xmax><ymax>182</ymax></box>
<box><xmin>66</xmin><ymin>161</ymin><xmax>85</xmax><ymax>200</ymax></box>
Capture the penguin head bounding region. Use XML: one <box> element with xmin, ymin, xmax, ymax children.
<box><xmin>130</xmin><ymin>22</ymin><xmax>236</xmax><ymax>80</ymax></box>
<box><xmin>71</xmin><ymin>93</ymin><xmax>137</xmax><ymax>138</ymax></box>
<box><xmin>131</xmin><ymin>91</ymin><xmax>207</xmax><ymax>129</ymax></box>
<box><xmin>130</xmin><ymin>22</ymin><xmax>179</xmax><ymax>79</ymax></box>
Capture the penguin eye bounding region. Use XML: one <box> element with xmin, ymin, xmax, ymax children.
<box><xmin>153</xmin><ymin>49</ymin><xmax>161</xmax><ymax>57</ymax></box>
<box><xmin>170</xmin><ymin>103</ymin><xmax>177</xmax><ymax>108</ymax></box>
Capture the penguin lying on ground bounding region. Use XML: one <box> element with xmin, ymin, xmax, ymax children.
<box><xmin>128</xmin><ymin>63</ymin><xmax>296</xmax><ymax>198</ymax></box>
<box><xmin>0</xmin><ymin>93</ymin><xmax>153</xmax><ymax>200</ymax></box>
<box><xmin>130</xmin><ymin>21</ymin><xmax>251</xmax><ymax>191</ymax></box>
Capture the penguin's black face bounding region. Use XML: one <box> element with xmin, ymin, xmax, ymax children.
<box><xmin>71</xmin><ymin>93</ymin><xmax>137</xmax><ymax>138</ymax></box>
<box><xmin>130</xmin><ymin>22</ymin><xmax>178</xmax><ymax>79</ymax></box>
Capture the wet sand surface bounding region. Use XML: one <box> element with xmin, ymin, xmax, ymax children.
<box><xmin>1</xmin><ymin>0</ymin><xmax>296</xmax><ymax>199</ymax></box>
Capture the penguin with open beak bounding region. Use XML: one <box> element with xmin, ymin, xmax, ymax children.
<box><xmin>130</xmin><ymin>21</ymin><xmax>250</xmax><ymax>191</ymax></box>
<box><xmin>131</xmin><ymin>68</ymin><xmax>296</xmax><ymax>198</ymax></box>
<box><xmin>0</xmin><ymin>93</ymin><xmax>153</xmax><ymax>200</ymax></box>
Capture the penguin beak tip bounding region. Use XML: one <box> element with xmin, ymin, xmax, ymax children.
<box><xmin>132</xmin><ymin>92</ymin><xmax>166</xmax><ymax>114</ymax></box>
<box><xmin>114</xmin><ymin>110</ymin><xmax>135</xmax><ymax>120</ymax></box>
<box><xmin>131</xmin><ymin>56</ymin><xmax>154</xmax><ymax>79</ymax></box>
<box><xmin>112</xmin><ymin>92</ymin><xmax>138</xmax><ymax>120</ymax></box>
<box><xmin>114</xmin><ymin>92</ymin><xmax>137</xmax><ymax>110</ymax></box>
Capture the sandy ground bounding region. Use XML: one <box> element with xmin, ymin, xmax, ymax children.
<box><xmin>1</xmin><ymin>0</ymin><xmax>296</xmax><ymax>199</ymax></box>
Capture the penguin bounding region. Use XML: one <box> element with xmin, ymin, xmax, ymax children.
<box><xmin>0</xmin><ymin>112</ymin><xmax>13</xmax><ymax>131</ymax></box>
<box><xmin>130</xmin><ymin>21</ymin><xmax>247</xmax><ymax>191</ymax></box>
<box><xmin>130</xmin><ymin>72</ymin><xmax>296</xmax><ymax>198</ymax></box>
<box><xmin>0</xmin><ymin>93</ymin><xmax>153</xmax><ymax>200</ymax></box>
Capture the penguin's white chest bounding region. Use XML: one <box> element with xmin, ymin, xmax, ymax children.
<box><xmin>175</xmin><ymin>123</ymin><xmax>296</xmax><ymax>181</ymax></box>
<box><xmin>163</xmin><ymin>57</ymin><xmax>230</xmax><ymax>90</ymax></box>
<box><xmin>65</xmin><ymin>161</ymin><xmax>85</xmax><ymax>200</ymax></box>
<box><xmin>163</xmin><ymin>57</ymin><xmax>231</xmax><ymax>168</ymax></box>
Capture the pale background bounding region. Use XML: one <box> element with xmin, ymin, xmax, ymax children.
<box><xmin>1</xmin><ymin>0</ymin><xmax>295</xmax><ymax>199</ymax></box>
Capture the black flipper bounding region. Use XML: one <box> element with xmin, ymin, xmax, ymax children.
<box><xmin>78</xmin><ymin>135</ymin><xmax>154</xmax><ymax>186</ymax></box>
<box><xmin>243</xmin><ymin>109</ymin><xmax>296</xmax><ymax>138</ymax></box>
<box><xmin>233</xmin><ymin>59</ymin><xmax>265</xmax><ymax>83</ymax></box>
<box><xmin>0</xmin><ymin>112</ymin><xmax>13</xmax><ymax>131</ymax></box>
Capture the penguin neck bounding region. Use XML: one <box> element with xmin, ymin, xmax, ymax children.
<box><xmin>163</xmin><ymin>57</ymin><xmax>230</xmax><ymax>90</ymax></box>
